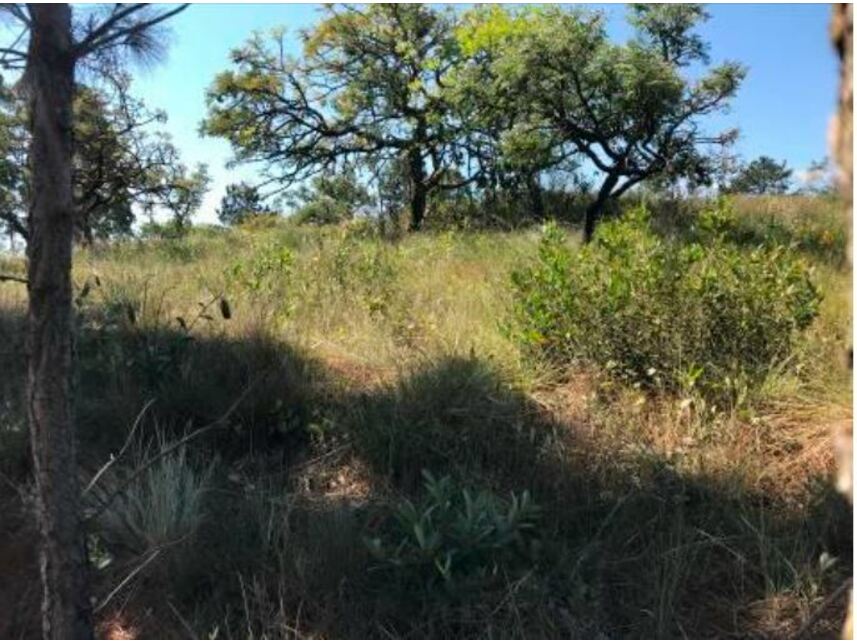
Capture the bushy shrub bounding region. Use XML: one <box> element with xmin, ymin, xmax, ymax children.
<box><xmin>510</xmin><ymin>206</ymin><xmax>821</xmax><ymax>404</ymax></box>
<box><xmin>366</xmin><ymin>471</ymin><xmax>540</xmax><ymax>593</ymax></box>
<box><xmin>323</xmin><ymin>232</ymin><xmax>399</xmax><ymax>316</ymax></box>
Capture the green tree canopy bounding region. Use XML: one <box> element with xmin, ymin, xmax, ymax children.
<box><xmin>289</xmin><ymin>168</ymin><xmax>371</xmax><ymax>225</ymax></box>
<box><xmin>0</xmin><ymin>73</ymin><xmax>209</xmax><ymax>243</ymax></box>
<box><xmin>203</xmin><ymin>4</ymin><xmax>475</xmax><ymax>231</ymax></box>
<box><xmin>457</xmin><ymin>3</ymin><xmax>745</xmax><ymax>241</ymax></box>
<box><xmin>217</xmin><ymin>181</ymin><xmax>268</xmax><ymax>225</ymax></box>
<box><xmin>727</xmin><ymin>155</ymin><xmax>793</xmax><ymax>194</ymax></box>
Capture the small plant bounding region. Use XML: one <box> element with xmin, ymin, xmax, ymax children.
<box><xmin>326</xmin><ymin>233</ymin><xmax>399</xmax><ymax>315</ymax></box>
<box><xmin>78</xmin><ymin>284</ymin><xmax>199</xmax><ymax>390</ymax></box>
<box><xmin>366</xmin><ymin>471</ymin><xmax>540</xmax><ymax>594</ymax></box>
<box><xmin>95</xmin><ymin>440</ymin><xmax>214</xmax><ymax>556</ymax></box>
<box><xmin>510</xmin><ymin>206</ymin><xmax>822</xmax><ymax>404</ymax></box>
<box><xmin>228</xmin><ymin>240</ymin><xmax>294</xmax><ymax>296</ymax></box>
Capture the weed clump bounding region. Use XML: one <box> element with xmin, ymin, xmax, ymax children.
<box><xmin>510</xmin><ymin>205</ymin><xmax>821</xmax><ymax>404</ymax></box>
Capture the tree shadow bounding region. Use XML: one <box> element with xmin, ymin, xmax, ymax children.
<box><xmin>0</xmin><ymin>302</ymin><xmax>338</xmax><ymax>638</ymax></box>
<box><xmin>341</xmin><ymin>354</ymin><xmax>853</xmax><ymax>638</ymax></box>
<box><xmin>0</xmin><ymin>301</ymin><xmax>851</xmax><ymax>638</ymax></box>
<box><xmin>73</xmin><ymin>320</ymin><xmax>332</xmax><ymax>463</ymax></box>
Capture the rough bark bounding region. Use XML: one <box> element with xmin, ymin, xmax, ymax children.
<box><xmin>408</xmin><ymin>146</ymin><xmax>427</xmax><ymax>232</ymax></box>
<box><xmin>25</xmin><ymin>4</ymin><xmax>93</xmax><ymax>638</ymax></box>
<box><xmin>583</xmin><ymin>173</ymin><xmax>619</xmax><ymax>244</ymax></box>
<box><xmin>830</xmin><ymin>4</ymin><xmax>852</xmax><ymax>639</ymax></box>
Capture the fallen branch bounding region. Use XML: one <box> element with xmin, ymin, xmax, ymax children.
<box><xmin>94</xmin><ymin>549</ymin><xmax>161</xmax><ymax>614</ymax></box>
<box><xmin>83</xmin><ymin>398</ymin><xmax>155</xmax><ymax>496</ymax></box>
<box><xmin>0</xmin><ymin>272</ymin><xmax>27</xmax><ymax>284</ymax></box>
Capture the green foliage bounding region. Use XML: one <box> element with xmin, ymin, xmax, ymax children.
<box><xmin>76</xmin><ymin>282</ymin><xmax>197</xmax><ymax>390</ymax></box>
<box><xmin>457</xmin><ymin>4</ymin><xmax>745</xmax><ymax>236</ymax></box>
<box><xmin>628</xmin><ymin>4</ymin><xmax>711</xmax><ymax>65</ymax></box>
<box><xmin>218</xmin><ymin>182</ymin><xmax>269</xmax><ymax>226</ymax></box>
<box><xmin>0</xmin><ymin>75</ymin><xmax>209</xmax><ymax>242</ymax></box>
<box><xmin>328</xmin><ymin>235</ymin><xmax>398</xmax><ymax>315</ymax></box>
<box><xmin>651</xmin><ymin>194</ymin><xmax>850</xmax><ymax>267</ymax></box>
<box><xmin>0</xmin><ymin>206</ymin><xmax>849</xmax><ymax>638</ymax></box>
<box><xmin>729</xmin><ymin>197</ymin><xmax>849</xmax><ymax>267</ymax></box>
<box><xmin>728</xmin><ymin>155</ymin><xmax>793</xmax><ymax>195</ymax></box>
<box><xmin>511</xmin><ymin>206</ymin><xmax>822</xmax><ymax>403</ymax></box>
<box><xmin>202</xmin><ymin>5</ymin><xmax>466</xmax><ymax>230</ymax></box>
<box><xmin>367</xmin><ymin>471</ymin><xmax>540</xmax><ymax>593</ymax></box>
<box><xmin>227</xmin><ymin>240</ymin><xmax>294</xmax><ymax>296</ymax></box>
<box><xmin>290</xmin><ymin>171</ymin><xmax>371</xmax><ymax>225</ymax></box>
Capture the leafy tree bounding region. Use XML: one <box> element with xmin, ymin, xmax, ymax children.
<box><xmin>728</xmin><ymin>155</ymin><xmax>793</xmax><ymax>194</ymax></box>
<box><xmin>628</xmin><ymin>3</ymin><xmax>710</xmax><ymax>65</ymax></box>
<box><xmin>218</xmin><ymin>181</ymin><xmax>267</xmax><ymax>225</ymax></box>
<box><xmin>0</xmin><ymin>4</ymin><xmax>188</xmax><ymax>637</ymax></box>
<box><xmin>290</xmin><ymin>169</ymin><xmax>371</xmax><ymax>225</ymax></box>
<box><xmin>0</xmin><ymin>83</ymin><xmax>27</xmax><ymax>243</ymax></box>
<box><xmin>75</xmin><ymin>74</ymin><xmax>210</xmax><ymax>238</ymax></box>
<box><xmin>203</xmin><ymin>4</ymin><xmax>474</xmax><ymax>231</ymax></box>
<box><xmin>152</xmin><ymin>159</ymin><xmax>210</xmax><ymax>232</ymax></box>
<box><xmin>458</xmin><ymin>4</ymin><xmax>745</xmax><ymax>242</ymax></box>
<box><xmin>0</xmin><ymin>73</ymin><xmax>209</xmax><ymax>244</ymax></box>
<box><xmin>450</xmin><ymin>7</ymin><xmax>576</xmax><ymax>222</ymax></box>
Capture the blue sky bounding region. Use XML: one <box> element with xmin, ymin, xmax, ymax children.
<box><xmin>129</xmin><ymin>3</ymin><xmax>840</xmax><ymax>223</ymax></box>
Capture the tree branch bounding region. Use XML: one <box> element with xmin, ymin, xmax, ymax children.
<box><xmin>75</xmin><ymin>4</ymin><xmax>189</xmax><ymax>59</ymax></box>
<box><xmin>0</xmin><ymin>272</ymin><xmax>27</xmax><ymax>284</ymax></box>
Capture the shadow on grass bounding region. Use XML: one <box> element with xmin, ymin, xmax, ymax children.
<box><xmin>0</xmin><ymin>303</ymin><xmax>851</xmax><ymax>638</ymax></box>
<box><xmin>342</xmin><ymin>355</ymin><xmax>853</xmax><ymax>638</ymax></box>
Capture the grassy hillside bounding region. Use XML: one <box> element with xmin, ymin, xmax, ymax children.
<box><xmin>0</xmin><ymin>195</ymin><xmax>851</xmax><ymax>638</ymax></box>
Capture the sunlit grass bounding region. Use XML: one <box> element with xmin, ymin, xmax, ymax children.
<box><xmin>0</xmin><ymin>194</ymin><xmax>851</xmax><ymax>638</ymax></box>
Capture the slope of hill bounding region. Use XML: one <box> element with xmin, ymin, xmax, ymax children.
<box><xmin>0</xmin><ymin>195</ymin><xmax>851</xmax><ymax>638</ymax></box>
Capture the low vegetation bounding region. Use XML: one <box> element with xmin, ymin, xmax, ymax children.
<box><xmin>0</xmin><ymin>194</ymin><xmax>850</xmax><ymax>638</ymax></box>
<box><xmin>511</xmin><ymin>202</ymin><xmax>821</xmax><ymax>405</ymax></box>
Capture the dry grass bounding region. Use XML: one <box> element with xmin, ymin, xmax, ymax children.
<box><xmin>0</xmin><ymin>195</ymin><xmax>851</xmax><ymax>638</ymax></box>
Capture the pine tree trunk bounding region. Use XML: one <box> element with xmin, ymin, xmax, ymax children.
<box><xmin>25</xmin><ymin>4</ymin><xmax>93</xmax><ymax>638</ymax></box>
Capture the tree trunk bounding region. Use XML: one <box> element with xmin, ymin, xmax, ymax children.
<box><xmin>583</xmin><ymin>173</ymin><xmax>619</xmax><ymax>244</ymax></box>
<box><xmin>25</xmin><ymin>4</ymin><xmax>94</xmax><ymax>638</ymax></box>
<box><xmin>407</xmin><ymin>146</ymin><xmax>427</xmax><ymax>232</ymax></box>
<box><xmin>831</xmin><ymin>3</ymin><xmax>853</xmax><ymax>639</ymax></box>
<box><xmin>527</xmin><ymin>172</ymin><xmax>545</xmax><ymax>222</ymax></box>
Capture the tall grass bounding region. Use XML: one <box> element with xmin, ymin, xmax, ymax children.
<box><xmin>0</xmin><ymin>194</ymin><xmax>850</xmax><ymax>638</ymax></box>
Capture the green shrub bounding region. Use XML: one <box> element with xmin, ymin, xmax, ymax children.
<box><xmin>235</xmin><ymin>213</ymin><xmax>283</xmax><ymax>231</ymax></box>
<box><xmin>227</xmin><ymin>240</ymin><xmax>294</xmax><ymax>296</ymax></box>
<box><xmin>324</xmin><ymin>233</ymin><xmax>399</xmax><ymax>315</ymax></box>
<box><xmin>510</xmin><ymin>206</ymin><xmax>821</xmax><ymax>404</ymax></box>
<box><xmin>366</xmin><ymin>471</ymin><xmax>540</xmax><ymax>593</ymax></box>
